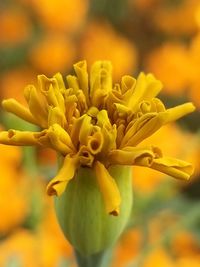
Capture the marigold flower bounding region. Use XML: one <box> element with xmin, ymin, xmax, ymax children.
<box><xmin>0</xmin><ymin>61</ymin><xmax>195</xmax><ymax>256</ymax></box>
<box><xmin>0</xmin><ymin>60</ymin><xmax>195</xmax><ymax>215</ymax></box>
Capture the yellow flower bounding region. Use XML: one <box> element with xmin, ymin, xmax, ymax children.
<box><xmin>0</xmin><ymin>60</ymin><xmax>195</xmax><ymax>216</ymax></box>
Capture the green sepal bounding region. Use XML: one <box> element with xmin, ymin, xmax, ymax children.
<box><xmin>54</xmin><ymin>165</ymin><xmax>133</xmax><ymax>255</ymax></box>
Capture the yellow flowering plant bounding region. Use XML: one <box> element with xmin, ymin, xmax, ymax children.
<box><xmin>0</xmin><ymin>60</ymin><xmax>195</xmax><ymax>266</ymax></box>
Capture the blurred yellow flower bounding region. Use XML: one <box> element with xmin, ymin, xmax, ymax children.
<box><xmin>146</xmin><ymin>43</ymin><xmax>191</xmax><ymax>95</ymax></box>
<box><xmin>142</xmin><ymin>248</ymin><xmax>174</xmax><ymax>267</ymax></box>
<box><xmin>79</xmin><ymin>22</ymin><xmax>137</xmax><ymax>80</ymax></box>
<box><xmin>152</xmin><ymin>0</ymin><xmax>199</xmax><ymax>35</ymax></box>
<box><xmin>29</xmin><ymin>35</ymin><xmax>76</xmax><ymax>75</ymax></box>
<box><xmin>0</xmin><ymin>68</ymin><xmax>36</xmax><ymax>104</ymax></box>
<box><xmin>0</xmin><ymin>228</ymin><xmax>72</xmax><ymax>267</ymax></box>
<box><xmin>188</xmin><ymin>33</ymin><xmax>200</xmax><ymax>107</ymax></box>
<box><xmin>176</xmin><ymin>257</ymin><xmax>200</xmax><ymax>267</ymax></box>
<box><xmin>172</xmin><ymin>231</ymin><xmax>200</xmax><ymax>258</ymax></box>
<box><xmin>112</xmin><ymin>228</ymin><xmax>142</xmax><ymax>267</ymax></box>
<box><xmin>31</xmin><ymin>0</ymin><xmax>88</xmax><ymax>33</ymax></box>
<box><xmin>0</xmin><ymin>60</ymin><xmax>195</xmax><ymax>216</ymax></box>
<box><xmin>0</xmin><ymin>140</ymin><xmax>28</xmax><ymax>235</ymax></box>
<box><xmin>0</xmin><ymin>8</ymin><xmax>31</xmax><ymax>45</ymax></box>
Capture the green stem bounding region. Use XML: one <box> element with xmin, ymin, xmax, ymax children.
<box><xmin>74</xmin><ymin>249</ymin><xmax>113</xmax><ymax>267</ymax></box>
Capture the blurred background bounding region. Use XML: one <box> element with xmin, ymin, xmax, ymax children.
<box><xmin>0</xmin><ymin>0</ymin><xmax>200</xmax><ymax>266</ymax></box>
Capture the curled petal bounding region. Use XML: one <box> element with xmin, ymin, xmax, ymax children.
<box><xmin>0</xmin><ymin>130</ymin><xmax>41</xmax><ymax>146</ymax></box>
<box><xmin>97</xmin><ymin>112</ymin><xmax>117</xmax><ymax>155</ymax></box>
<box><xmin>88</xmin><ymin>131</ymin><xmax>104</xmax><ymax>154</ymax></box>
<box><xmin>51</xmin><ymin>124</ymin><xmax>75</xmax><ymax>150</ymax></box>
<box><xmin>94</xmin><ymin>161</ymin><xmax>121</xmax><ymax>216</ymax></box>
<box><xmin>24</xmin><ymin>85</ymin><xmax>48</xmax><ymax>128</ymax></box>
<box><xmin>114</xmin><ymin>103</ymin><xmax>131</xmax><ymax>118</ymax></box>
<box><xmin>116</xmin><ymin>124</ymin><xmax>125</xmax><ymax>147</ymax></box>
<box><xmin>48</xmin><ymin>124</ymin><xmax>75</xmax><ymax>155</ymax></box>
<box><xmin>53</xmin><ymin>72</ymin><xmax>66</xmax><ymax>91</ymax></box>
<box><xmin>38</xmin><ymin>75</ymin><xmax>65</xmax><ymax>113</ymax></box>
<box><xmin>138</xmin><ymin>98</ymin><xmax>165</xmax><ymax>114</ymax></box>
<box><xmin>90</xmin><ymin>61</ymin><xmax>112</xmax><ymax>105</ymax></box>
<box><xmin>108</xmin><ymin>146</ymin><xmax>158</xmax><ymax>166</ymax></box>
<box><xmin>34</xmin><ymin>130</ymin><xmax>51</xmax><ymax>147</ymax></box>
<box><xmin>66</xmin><ymin>75</ymin><xmax>80</xmax><ymax>92</ymax></box>
<box><xmin>122</xmin><ymin>102</ymin><xmax>195</xmax><ymax>148</ymax></box>
<box><xmin>2</xmin><ymin>99</ymin><xmax>38</xmax><ymax>125</ymax></box>
<box><xmin>152</xmin><ymin>98</ymin><xmax>166</xmax><ymax>112</ymax></box>
<box><xmin>70</xmin><ymin>115</ymin><xmax>87</xmax><ymax>147</ymax></box>
<box><xmin>48</xmin><ymin>106</ymin><xmax>66</xmax><ymax>128</ymax></box>
<box><xmin>121</xmin><ymin>75</ymin><xmax>136</xmax><ymax>96</ymax></box>
<box><xmin>138</xmin><ymin>101</ymin><xmax>152</xmax><ymax>114</ymax></box>
<box><xmin>78</xmin><ymin>145</ymin><xmax>94</xmax><ymax>167</ymax></box>
<box><xmin>74</xmin><ymin>60</ymin><xmax>89</xmax><ymax>104</ymax></box>
<box><xmin>76</xmin><ymin>90</ymin><xmax>88</xmax><ymax>113</ymax></box>
<box><xmin>127</xmin><ymin>72</ymin><xmax>163</xmax><ymax>111</ymax></box>
<box><xmin>47</xmin><ymin>155</ymin><xmax>78</xmax><ymax>196</ymax></box>
<box><xmin>90</xmin><ymin>89</ymin><xmax>107</xmax><ymax>108</ymax></box>
<box><xmin>87</xmin><ymin>106</ymin><xmax>99</xmax><ymax>117</ymax></box>
<box><xmin>121</xmin><ymin>113</ymin><xmax>158</xmax><ymax>147</ymax></box>
<box><xmin>79</xmin><ymin>115</ymin><xmax>93</xmax><ymax>145</ymax></box>
<box><xmin>151</xmin><ymin>157</ymin><xmax>194</xmax><ymax>180</ymax></box>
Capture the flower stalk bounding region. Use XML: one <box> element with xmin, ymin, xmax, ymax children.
<box><xmin>74</xmin><ymin>248</ymin><xmax>113</xmax><ymax>267</ymax></box>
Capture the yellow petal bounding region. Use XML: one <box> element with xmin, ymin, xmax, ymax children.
<box><xmin>46</xmin><ymin>155</ymin><xmax>78</xmax><ymax>196</ymax></box>
<box><xmin>51</xmin><ymin>124</ymin><xmax>75</xmax><ymax>151</ymax></box>
<box><xmin>87</xmin><ymin>106</ymin><xmax>99</xmax><ymax>117</ymax></box>
<box><xmin>121</xmin><ymin>113</ymin><xmax>159</xmax><ymax>147</ymax></box>
<box><xmin>96</xmin><ymin>109</ymin><xmax>112</xmax><ymax>128</ymax></box>
<box><xmin>108</xmin><ymin>146</ymin><xmax>161</xmax><ymax>166</ymax></box>
<box><xmin>163</xmin><ymin>103</ymin><xmax>196</xmax><ymax>124</ymax></box>
<box><xmin>90</xmin><ymin>88</ymin><xmax>108</xmax><ymax>108</ymax></box>
<box><xmin>48</xmin><ymin>106</ymin><xmax>66</xmax><ymax>128</ymax></box>
<box><xmin>53</xmin><ymin>72</ymin><xmax>66</xmax><ymax>90</ymax></box>
<box><xmin>121</xmin><ymin>75</ymin><xmax>136</xmax><ymax>94</ymax></box>
<box><xmin>38</xmin><ymin>75</ymin><xmax>65</xmax><ymax>112</ymax></box>
<box><xmin>47</xmin><ymin>124</ymin><xmax>75</xmax><ymax>155</ymax></box>
<box><xmin>116</xmin><ymin>123</ymin><xmax>125</xmax><ymax>147</ymax></box>
<box><xmin>34</xmin><ymin>130</ymin><xmax>51</xmax><ymax>147</ymax></box>
<box><xmin>121</xmin><ymin>75</ymin><xmax>136</xmax><ymax>101</ymax></box>
<box><xmin>76</xmin><ymin>90</ymin><xmax>88</xmax><ymax>113</ymax></box>
<box><xmin>24</xmin><ymin>85</ymin><xmax>48</xmax><ymax>128</ymax></box>
<box><xmin>122</xmin><ymin>102</ymin><xmax>195</xmax><ymax>148</ymax></box>
<box><xmin>78</xmin><ymin>145</ymin><xmax>94</xmax><ymax>167</ymax></box>
<box><xmin>90</xmin><ymin>61</ymin><xmax>112</xmax><ymax>100</ymax></box>
<box><xmin>70</xmin><ymin>115</ymin><xmax>87</xmax><ymax>148</ymax></box>
<box><xmin>113</xmin><ymin>103</ymin><xmax>131</xmax><ymax>117</ymax></box>
<box><xmin>96</xmin><ymin>110</ymin><xmax>117</xmax><ymax>154</ymax></box>
<box><xmin>138</xmin><ymin>98</ymin><xmax>165</xmax><ymax>114</ymax></box>
<box><xmin>152</xmin><ymin>98</ymin><xmax>166</xmax><ymax>112</ymax></box>
<box><xmin>2</xmin><ymin>99</ymin><xmax>38</xmax><ymax>125</ymax></box>
<box><xmin>151</xmin><ymin>157</ymin><xmax>194</xmax><ymax>180</ymax></box>
<box><xmin>79</xmin><ymin>115</ymin><xmax>93</xmax><ymax>145</ymax></box>
<box><xmin>0</xmin><ymin>130</ymin><xmax>40</xmax><ymax>146</ymax></box>
<box><xmin>66</xmin><ymin>75</ymin><xmax>80</xmax><ymax>92</ymax></box>
<box><xmin>74</xmin><ymin>60</ymin><xmax>89</xmax><ymax>104</ymax></box>
<box><xmin>87</xmin><ymin>131</ymin><xmax>104</xmax><ymax>154</ymax></box>
<box><xmin>94</xmin><ymin>161</ymin><xmax>121</xmax><ymax>216</ymax></box>
<box><xmin>127</xmin><ymin>72</ymin><xmax>162</xmax><ymax>110</ymax></box>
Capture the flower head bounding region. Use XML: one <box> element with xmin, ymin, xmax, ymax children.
<box><xmin>0</xmin><ymin>60</ymin><xmax>195</xmax><ymax>216</ymax></box>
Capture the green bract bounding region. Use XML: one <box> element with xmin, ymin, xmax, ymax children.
<box><xmin>54</xmin><ymin>165</ymin><xmax>133</xmax><ymax>255</ymax></box>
